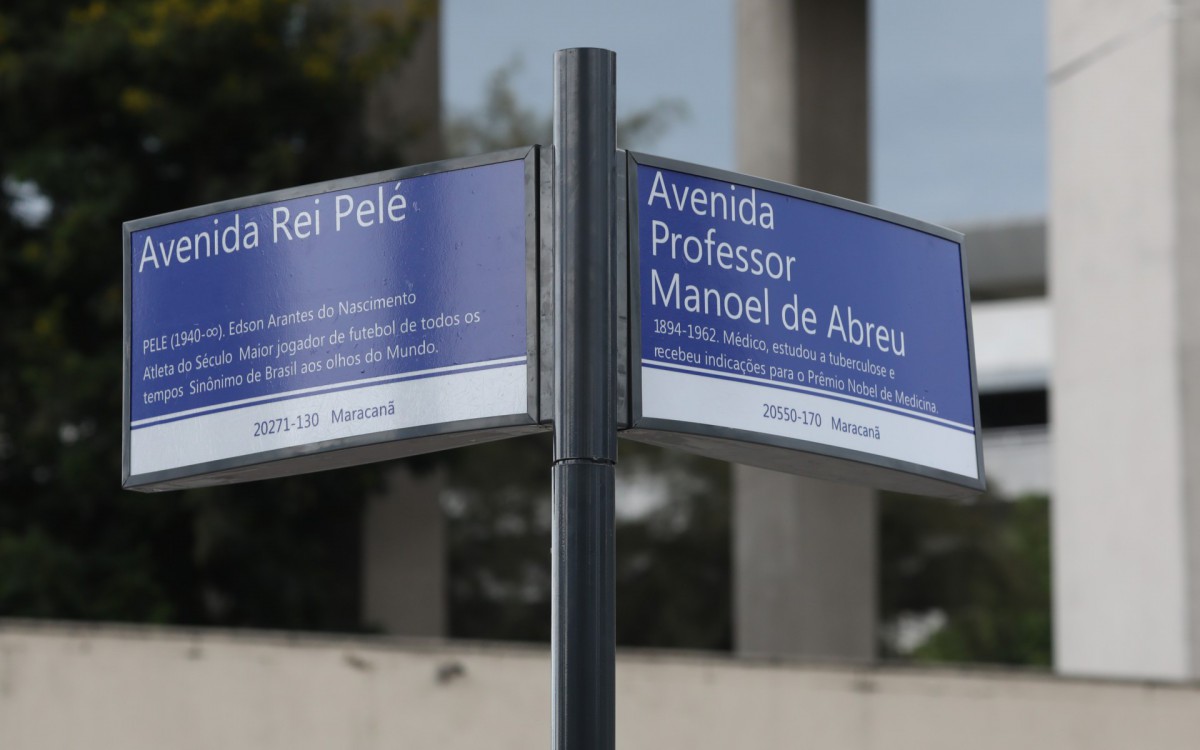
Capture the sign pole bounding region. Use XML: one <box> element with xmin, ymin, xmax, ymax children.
<box><xmin>551</xmin><ymin>48</ymin><xmax>617</xmax><ymax>750</ymax></box>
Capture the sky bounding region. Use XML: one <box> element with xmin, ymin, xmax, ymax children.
<box><xmin>442</xmin><ymin>0</ymin><xmax>1046</xmax><ymax>226</ymax></box>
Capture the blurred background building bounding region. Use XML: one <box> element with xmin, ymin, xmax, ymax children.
<box><xmin>2</xmin><ymin>0</ymin><xmax>1200</xmax><ymax>747</ymax></box>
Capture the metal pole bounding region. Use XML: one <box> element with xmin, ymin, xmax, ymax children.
<box><xmin>551</xmin><ymin>48</ymin><xmax>617</xmax><ymax>750</ymax></box>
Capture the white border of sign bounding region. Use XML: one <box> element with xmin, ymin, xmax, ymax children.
<box><xmin>123</xmin><ymin>147</ymin><xmax>546</xmax><ymax>492</ymax></box>
<box><xmin>621</xmin><ymin>151</ymin><xmax>986</xmax><ymax>500</ymax></box>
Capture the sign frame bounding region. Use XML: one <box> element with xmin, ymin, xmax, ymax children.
<box><xmin>622</xmin><ymin>150</ymin><xmax>986</xmax><ymax>499</ymax></box>
<box><xmin>122</xmin><ymin>146</ymin><xmax>546</xmax><ymax>492</ymax></box>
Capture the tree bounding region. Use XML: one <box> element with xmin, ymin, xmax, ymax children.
<box><xmin>0</xmin><ymin>0</ymin><xmax>432</xmax><ymax>628</ymax></box>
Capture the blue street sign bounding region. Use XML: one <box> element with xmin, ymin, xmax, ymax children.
<box><xmin>123</xmin><ymin>148</ymin><xmax>542</xmax><ymax>490</ymax></box>
<box><xmin>625</xmin><ymin>152</ymin><xmax>984</xmax><ymax>498</ymax></box>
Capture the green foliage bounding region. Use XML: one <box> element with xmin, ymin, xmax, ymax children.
<box><xmin>880</xmin><ymin>491</ymin><xmax>1052</xmax><ymax>666</ymax></box>
<box><xmin>0</xmin><ymin>0</ymin><xmax>431</xmax><ymax>628</ymax></box>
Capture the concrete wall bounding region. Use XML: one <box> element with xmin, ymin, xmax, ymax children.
<box><xmin>3</xmin><ymin>622</ymin><xmax>1200</xmax><ymax>750</ymax></box>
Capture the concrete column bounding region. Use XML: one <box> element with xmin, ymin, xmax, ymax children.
<box><xmin>352</xmin><ymin>0</ymin><xmax>446</xmax><ymax>637</ymax></box>
<box><xmin>734</xmin><ymin>469</ymin><xmax>877</xmax><ymax>659</ymax></box>
<box><xmin>735</xmin><ymin>0</ymin><xmax>868</xmax><ymax>196</ymax></box>
<box><xmin>362</xmin><ymin>464</ymin><xmax>446</xmax><ymax>636</ymax></box>
<box><xmin>355</xmin><ymin>0</ymin><xmax>443</xmax><ymax>164</ymax></box>
<box><xmin>734</xmin><ymin>0</ymin><xmax>875</xmax><ymax>661</ymax></box>
<box><xmin>1050</xmin><ymin>0</ymin><xmax>1200</xmax><ymax>680</ymax></box>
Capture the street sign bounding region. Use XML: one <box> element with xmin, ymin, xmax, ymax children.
<box><xmin>624</xmin><ymin>152</ymin><xmax>984</xmax><ymax>498</ymax></box>
<box><xmin>118</xmin><ymin>47</ymin><xmax>986</xmax><ymax>750</ymax></box>
<box><xmin>123</xmin><ymin>148</ymin><xmax>543</xmax><ymax>491</ymax></box>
